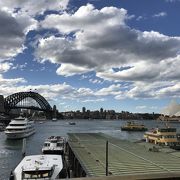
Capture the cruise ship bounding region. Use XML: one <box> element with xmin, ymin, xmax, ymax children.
<box><xmin>5</xmin><ymin>116</ymin><xmax>35</xmax><ymax>139</ymax></box>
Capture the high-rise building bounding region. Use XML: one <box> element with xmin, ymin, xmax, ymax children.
<box><xmin>100</xmin><ymin>108</ymin><xmax>103</xmax><ymax>114</ymax></box>
<box><xmin>82</xmin><ymin>107</ymin><xmax>86</xmax><ymax>113</ymax></box>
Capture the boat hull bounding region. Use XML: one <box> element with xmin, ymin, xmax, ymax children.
<box><xmin>121</xmin><ymin>127</ymin><xmax>148</xmax><ymax>131</ymax></box>
<box><xmin>170</xmin><ymin>145</ymin><xmax>180</xmax><ymax>150</ymax></box>
<box><xmin>5</xmin><ymin>129</ymin><xmax>35</xmax><ymax>139</ymax></box>
<box><xmin>42</xmin><ymin>149</ymin><xmax>64</xmax><ymax>155</ymax></box>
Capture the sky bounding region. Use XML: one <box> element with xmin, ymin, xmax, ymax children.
<box><xmin>0</xmin><ymin>0</ymin><xmax>180</xmax><ymax>113</ymax></box>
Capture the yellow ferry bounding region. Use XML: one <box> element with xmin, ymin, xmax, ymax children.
<box><xmin>121</xmin><ymin>121</ymin><xmax>148</xmax><ymax>131</ymax></box>
<box><xmin>144</xmin><ymin>127</ymin><xmax>180</xmax><ymax>149</ymax></box>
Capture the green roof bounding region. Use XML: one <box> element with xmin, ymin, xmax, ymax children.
<box><xmin>68</xmin><ymin>133</ymin><xmax>180</xmax><ymax>177</ymax></box>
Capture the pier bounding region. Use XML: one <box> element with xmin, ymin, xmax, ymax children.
<box><xmin>66</xmin><ymin>133</ymin><xmax>180</xmax><ymax>179</ymax></box>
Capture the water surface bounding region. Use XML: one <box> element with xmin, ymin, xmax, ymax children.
<box><xmin>1</xmin><ymin>119</ymin><xmax>179</xmax><ymax>180</ymax></box>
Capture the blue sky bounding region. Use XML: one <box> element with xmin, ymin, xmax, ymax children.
<box><xmin>0</xmin><ymin>0</ymin><xmax>180</xmax><ymax>113</ymax></box>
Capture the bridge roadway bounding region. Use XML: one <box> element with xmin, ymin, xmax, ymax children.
<box><xmin>66</xmin><ymin>133</ymin><xmax>180</xmax><ymax>179</ymax></box>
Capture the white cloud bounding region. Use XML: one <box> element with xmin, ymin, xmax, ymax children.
<box><xmin>0</xmin><ymin>0</ymin><xmax>69</xmax><ymax>16</ymax></box>
<box><xmin>96</xmin><ymin>84</ymin><xmax>122</xmax><ymax>96</ymax></box>
<box><xmin>1</xmin><ymin>2</ymin><xmax>179</xmax><ymax>102</ymax></box>
<box><xmin>136</xmin><ymin>16</ymin><xmax>143</xmax><ymax>21</ymax></box>
<box><xmin>41</xmin><ymin>4</ymin><xmax>127</xmax><ymax>33</ymax></box>
<box><xmin>0</xmin><ymin>75</ymin><xmax>26</xmax><ymax>89</ymax></box>
<box><xmin>136</xmin><ymin>105</ymin><xmax>157</xmax><ymax>110</ymax></box>
<box><xmin>12</xmin><ymin>63</ymin><xmax>27</xmax><ymax>71</ymax></box>
<box><xmin>136</xmin><ymin>106</ymin><xmax>147</xmax><ymax>109</ymax></box>
<box><xmin>56</xmin><ymin>63</ymin><xmax>92</xmax><ymax>77</ymax></box>
<box><xmin>0</xmin><ymin>9</ymin><xmax>37</xmax><ymax>61</ymax></box>
<box><xmin>80</xmin><ymin>74</ymin><xmax>93</xmax><ymax>80</ymax></box>
<box><xmin>153</xmin><ymin>12</ymin><xmax>167</xmax><ymax>18</ymax></box>
<box><xmin>36</xmin><ymin>4</ymin><xmax>180</xmax><ymax>85</ymax></box>
<box><xmin>0</xmin><ymin>62</ymin><xmax>12</xmax><ymax>73</ymax></box>
<box><xmin>156</xmin><ymin>83</ymin><xmax>180</xmax><ymax>98</ymax></box>
<box><xmin>0</xmin><ymin>0</ymin><xmax>68</xmax><ymax>61</ymax></box>
<box><xmin>89</xmin><ymin>78</ymin><xmax>103</xmax><ymax>84</ymax></box>
<box><xmin>81</xmin><ymin>98</ymin><xmax>105</xmax><ymax>103</ymax></box>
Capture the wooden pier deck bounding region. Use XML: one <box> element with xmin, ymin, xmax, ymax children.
<box><xmin>67</xmin><ymin>133</ymin><xmax>180</xmax><ymax>179</ymax></box>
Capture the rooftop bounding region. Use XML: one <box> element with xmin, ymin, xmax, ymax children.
<box><xmin>68</xmin><ymin>133</ymin><xmax>180</xmax><ymax>177</ymax></box>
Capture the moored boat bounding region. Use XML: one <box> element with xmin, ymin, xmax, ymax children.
<box><xmin>121</xmin><ymin>121</ymin><xmax>148</xmax><ymax>131</ymax></box>
<box><xmin>10</xmin><ymin>154</ymin><xmax>67</xmax><ymax>179</ymax></box>
<box><xmin>69</xmin><ymin>122</ymin><xmax>76</xmax><ymax>125</ymax></box>
<box><xmin>52</xmin><ymin>118</ymin><xmax>57</xmax><ymax>121</ymax></box>
<box><xmin>5</xmin><ymin>116</ymin><xmax>35</xmax><ymax>139</ymax></box>
<box><xmin>42</xmin><ymin>136</ymin><xmax>65</xmax><ymax>155</ymax></box>
<box><xmin>144</xmin><ymin>127</ymin><xmax>180</xmax><ymax>149</ymax></box>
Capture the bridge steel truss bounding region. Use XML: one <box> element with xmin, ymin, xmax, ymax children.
<box><xmin>4</xmin><ymin>92</ymin><xmax>52</xmax><ymax>115</ymax></box>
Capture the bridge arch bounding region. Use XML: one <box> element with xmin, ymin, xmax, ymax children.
<box><xmin>4</xmin><ymin>91</ymin><xmax>52</xmax><ymax>112</ymax></box>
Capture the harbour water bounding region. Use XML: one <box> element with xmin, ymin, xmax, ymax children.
<box><xmin>1</xmin><ymin>119</ymin><xmax>180</xmax><ymax>180</ymax></box>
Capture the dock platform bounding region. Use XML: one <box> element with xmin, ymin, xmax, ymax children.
<box><xmin>67</xmin><ymin>133</ymin><xmax>180</xmax><ymax>179</ymax></box>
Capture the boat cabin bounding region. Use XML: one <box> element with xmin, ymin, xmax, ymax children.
<box><xmin>42</xmin><ymin>136</ymin><xmax>65</xmax><ymax>155</ymax></box>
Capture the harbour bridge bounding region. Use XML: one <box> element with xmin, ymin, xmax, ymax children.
<box><xmin>4</xmin><ymin>91</ymin><xmax>52</xmax><ymax>112</ymax></box>
<box><xmin>0</xmin><ymin>92</ymin><xmax>55</xmax><ymax>121</ymax></box>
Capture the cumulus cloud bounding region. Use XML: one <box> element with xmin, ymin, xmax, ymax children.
<box><xmin>0</xmin><ymin>62</ymin><xmax>12</xmax><ymax>73</ymax></box>
<box><xmin>0</xmin><ymin>0</ymin><xmax>69</xmax><ymax>16</ymax></box>
<box><xmin>156</xmin><ymin>82</ymin><xmax>180</xmax><ymax>98</ymax></box>
<box><xmin>0</xmin><ymin>76</ymin><xmax>99</xmax><ymax>103</ymax></box>
<box><xmin>0</xmin><ymin>9</ymin><xmax>37</xmax><ymax>61</ymax></box>
<box><xmin>0</xmin><ymin>74</ymin><xmax>26</xmax><ymax>88</ymax></box>
<box><xmin>36</xmin><ymin>4</ymin><xmax>180</xmax><ymax>85</ymax></box>
<box><xmin>1</xmin><ymin>2</ymin><xmax>180</xmax><ymax>102</ymax></box>
<box><xmin>96</xmin><ymin>84</ymin><xmax>122</xmax><ymax>96</ymax></box>
<box><xmin>56</xmin><ymin>64</ymin><xmax>92</xmax><ymax>76</ymax></box>
<box><xmin>41</xmin><ymin>4</ymin><xmax>127</xmax><ymax>33</ymax></box>
<box><xmin>0</xmin><ymin>0</ymin><xmax>68</xmax><ymax>61</ymax></box>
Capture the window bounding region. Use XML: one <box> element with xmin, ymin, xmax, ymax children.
<box><xmin>22</xmin><ymin>170</ymin><xmax>52</xmax><ymax>179</ymax></box>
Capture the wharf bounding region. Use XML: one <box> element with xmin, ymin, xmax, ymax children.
<box><xmin>67</xmin><ymin>133</ymin><xmax>180</xmax><ymax>179</ymax></box>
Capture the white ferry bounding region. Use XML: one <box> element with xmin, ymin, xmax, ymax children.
<box><xmin>42</xmin><ymin>136</ymin><xmax>65</xmax><ymax>155</ymax></box>
<box><xmin>5</xmin><ymin>116</ymin><xmax>35</xmax><ymax>139</ymax></box>
<box><xmin>52</xmin><ymin>118</ymin><xmax>57</xmax><ymax>121</ymax></box>
<box><xmin>10</xmin><ymin>154</ymin><xmax>67</xmax><ymax>180</ymax></box>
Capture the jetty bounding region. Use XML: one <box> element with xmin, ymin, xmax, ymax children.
<box><xmin>66</xmin><ymin>133</ymin><xmax>180</xmax><ymax>179</ymax></box>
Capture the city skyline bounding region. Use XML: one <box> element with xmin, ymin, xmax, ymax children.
<box><xmin>0</xmin><ymin>0</ymin><xmax>180</xmax><ymax>113</ymax></box>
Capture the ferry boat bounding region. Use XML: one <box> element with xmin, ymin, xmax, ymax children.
<box><xmin>5</xmin><ymin>116</ymin><xmax>35</xmax><ymax>139</ymax></box>
<box><xmin>42</xmin><ymin>136</ymin><xmax>65</xmax><ymax>155</ymax></box>
<box><xmin>69</xmin><ymin>122</ymin><xmax>76</xmax><ymax>125</ymax></box>
<box><xmin>144</xmin><ymin>127</ymin><xmax>180</xmax><ymax>149</ymax></box>
<box><xmin>52</xmin><ymin>118</ymin><xmax>57</xmax><ymax>121</ymax></box>
<box><xmin>121</xmin><ymin>121</ymin><xmax>148</xmax><ymax>131</ymax></box>
<box><xmin>10</xmin><ymin>154</ymin><xmax>67</xmax><ymax>180</ymax></box>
